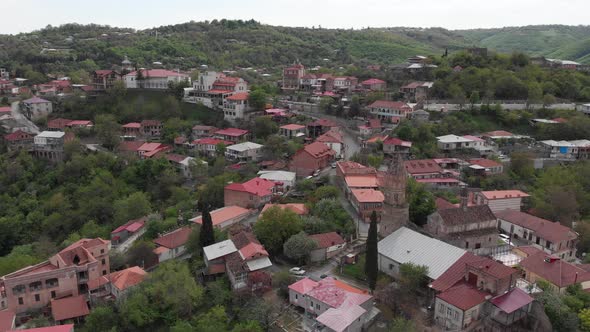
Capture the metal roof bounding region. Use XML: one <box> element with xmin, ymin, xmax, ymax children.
<box><xmin>246</xmin><ymin>256</ymin><xmax>273</xmax><ymax>271</ymax></box>
<box><xmin>226</xmin><ymin>141</ymin><xmax>263</xmax><ymax>152</ymax></box>
<box><xmin>203</xmin><ymin>239</ymin><xmax>237</xmax><ymax>261</ymax></box>
<box><xmin>37</xmin><ymin>131</ymin><xmax>65</xmax><ymax>138</ymax></box>
<box><xmin>378</xmin><ymin>227</ymin><xmax>466</xmax><ymax>279</ymax></box>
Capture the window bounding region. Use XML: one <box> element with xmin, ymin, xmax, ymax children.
<box><xmin>310</xmin><ymin>301</ymin><xmax>314</xmax><ymax>308</ymax></box>
<box><xmin>447</xmin><ymin>308</ymin><xmax>452</xmax><ymax>316</ymax></box>
<box><xmin>316</xmin><ymin>304</ymin><xmax>320</xmax><ymax>310</ymax></box>
<box><xmin>454</xmin><ymin>311</ymin><xmax>459</xmax><ymax>320</ymax></box>
<box><xmin>101</xmin><ymin>249</ymin><xmax>105</xmax><ymax>254</ymax></box>
<box><xmin>389</xmin><ymin>264</ymin><xmax>394</xmax><ymax>270</ymax></box>
<box><xmin>35</xmin><ymin>294</ymin><xmax>40</xmax><ymax>302</ymax></box>
<box><xmin>465</xmin><ymin>241</ymin><xmax>469</xmax><ymax>249</ymax></box>
<box><xmin>295</xmin><ymin>294</ymin><xmax>298</xmax><ymax>300</ymax></box>
<box><xmin>101</xmin><ymin>259</ymin><xmax>106</xmax><ymax>265</ymax></box>
<box><xmin>18</xmin><ymin>297</ymin><xmax>23</xmax><ymax>305</ymax></box>
<box><xmin>439</xmin><ymin>304</ymin><xmax>445</xmax><ymax>313</ymax></box>
<box><xmin>475</xmin><ymin>243</ymin><xmax>481</xmax><ymax>249</ymax></box>
<box><xmin>103</xmin><ymin>270</ymin><xmax>107</xmax><ymax>276</ymax></box>
<box><xmin>51</xmin><ymin>291</ymin><xmax>56</xmax><ymax>298</ymax></box>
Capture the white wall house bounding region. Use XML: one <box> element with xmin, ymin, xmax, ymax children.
<box><xmin>124</xmin><ymin>69</ymin><xmax>190</xmax><ymax>89</ymax></box>
<box><xmin>21</xmin><ymin>97</ymin><xmax>53</xmax><ymax>120</ymax></box>
<box><xmin>225</xmin><ymin>142</ymin><xmax>263</xmax><ymax>162</ymax></box>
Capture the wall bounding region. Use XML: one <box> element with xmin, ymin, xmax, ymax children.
<box><xmin>434</xmin><ymin>298</ymin><xmax>467</xmax><ymax>330</ymax></box>
<box><xmin>424</xmin><ymin>102</ymin><xmax>576</xmax><ymax>112</ymax></box>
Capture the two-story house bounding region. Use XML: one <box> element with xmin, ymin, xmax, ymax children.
<box><xmin>225</xmin><ymin>141</ymin><xmax>263</xmax><ymax>162</ymax></box>
<box><xmin>361</xmin><ymin>78</ymin><xmax>386</xmax><ymax>91</ymax></box>
<box><xmin>279</xmin><ymin>124</ymin><xmax>306</xmax><ymax>139</ymax></box>
<box><xmin>350</xmin><ymin>189</ymin><xmax>385</xmax><ymax>223</ymax></box>
<box><xmin>4</xmin><ymin>130</ymin><xmax>33</xmax><ymax>151</ymax></box>
<box><xmin>309</xmin><ymin>232</ymin><xmax>346</xmax><ymax>263</ymax></box>
<box><xmin>399</xmin><ymin>81</ymin><xmax>433</xmax><ymax>102</ymax></box>
<box><xmin>290</xmin><ymin>142</ymin><xmax>335</xmax><ymax>177</ymax></box>
<box><xmin>315</xmin><ymin>129</ymin><xmax>344</xmax><ymax>159</ymax></box>
<box><xmin>140</xmin><ymin>120</ymin><xmax>163</xmax><ymax>138</ymax></box>
<box><xmin>224</xmin><ymin>177</ymin><xmax>278</xmax><ymax>209</ymax></box>
<box><xmin>21</xmin><ymin>97</ymin><xmax>52</xmax><ymax>120</ymax></box>
<box><xmin>193</xmin><ymin>138</ymin><xmax>233</xmax><ymax>157</ymax></box>
<box><xmin>223</xmin><ymin>92</ymin><xmax>250</xmax><ymax>123</ymax></box>
<box><xmin>123</xmin><ymin>69</ymin><xmax>190</xmax><ymax>89</ymax></box>
<box><xmin>192</xmin><ymin>125</ymin><xmax>218</xmax><ymax>139</ymax></box>
<box><xmin>367</xmin><ymin>100</ymin><xmax>412</xmax><ymax>123</ymax></box>
<box><xmin>33</xmin><ymin>131</ymin><xmax>66</xmax><ymax>162</ymax></box>
<box><xmin>333</xmin><ymin>76</ymin><xmax>358</xmax><ymax>93</ymax></box>
<box><xmin>214</xmin><ymin>128</ymin><xmax>250</xmax><ymax>143</ymax></box>
<box><xmin>92</xmin><ymin>70</ymin><xmax>121</xmax><ymax>91</ymax></box>
<box><xmin>473</xmin><ymin>190</ymin><xmax>529</xmax><ymax>213</ymax></box>
<box><xmin>282</xmin><ymin>63</ymin><xmax>305</xmax><ymax>91</ymax></box>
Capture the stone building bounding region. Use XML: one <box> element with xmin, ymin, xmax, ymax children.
<box><xmin>377</xmin><ymin>153</ymin><xmax>409</xmax><ymax>237</ymax></box>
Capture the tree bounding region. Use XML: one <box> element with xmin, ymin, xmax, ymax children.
<box><xmin>510</xmin><ymin>152</ymin><xmax>535</xmax><ymax>180</ymax></box>
<box><xmin>186</xmin><ymin>227</ymin><xmax>201</xmax><ymax>255</ymax></box>
<box><xmin>255</xmin><ymin>206</ymin><xmax>303</xmax><ymax>255</ymax></box>
<box><xmin>248</xmin><ymin>89</ymin><xmax>267</xmax><ymax>111</ymax></box>
<box><xmin>199</xmin><ymin>207</ymin><xmax>215</xmax><ymax>251</ymax></box>
<box><xmin>95</xmin><ymin>114</ymin><xmax>121</xmax><ymax>150</ymax></box>
<box><xmin>365</xmin><ymin>211</ymin><xmax>378</xmax><ymax>292</ymax></box>
<box><xmin>113</xmin><ymin>192</ymin><xmax>151</xmax><ymax>226</ymax></box>
<box><xmin>83</xmin><ymin>306</ymin><xmax>118</xmax><ymax>332</ymax></box>
<box><xmin>273</xmin><ymin>270</ymin><xmax>296</xmax><ymax>299</ymax></box>
<box><xmin>236</xmin><ymin>298</ymin><xmax>274</xmax><ymax>331</ymax></box>
<box><xmin>252</xmin><ymin>116</ymin><xmax>278</xmax><ymax>139</ymax></box>
<box><xmin>469</xmin><ymin>91</ymin><xmax>480</xmax><ymax>106</ymax></box>
<box><xmin>193</xmin><ymin>305</ymin><xmax>229</xmax><ymax>332</ymax></box>
<box><xmin>580</xmin><ymin>308</ymin><xmax>590</xmax><ymax>332</ymax></box>
<box><xmin>399</xmin><ymin>263</ymin><xmax>429</xmax><ymax>294</ymax></box>
<box><xmin>232</xmin><ymin>321</ymin><xmax>263</xmax><ymax>332</ymax></box>
<box><xmin>283</xmin><ymin>232</ymin><xmax>317</xmax><ymax>264</ymax></box>
<box><xmin>367</xmin><ymin>154</ymin><xmax>383</xmax><ymax>169</ymax></box>
<box><xmin>389</xmin><ymin>317</ymin><xmax>415</xmax><ymax>332</ymax></box>
<box><xmin>311</xmin><ymin>199</ymin><xmax>355</xmax><ymax>236</ymax></box>
<box><xmin>407</xmin><ymin>179</ymin><xmax>436</xmax><ymax>226</ymax></box>
<box><xmin>126</xmin><ymin>240</ymin><xmax>158</xmax><ymax>269</ymax></box>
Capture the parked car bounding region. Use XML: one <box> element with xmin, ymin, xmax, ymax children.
<box><xmin>313</xmin><ymin>169</ymin><xmax>321</xmax><ymax>177</ymax></box>
<box><xmin>499</xmin><ymin>234</ymin><xmax>514</xmax><ymax>246</ymax></box>
<box><xmin>331</xmin><ymin>162</ymin><xmax>337</xmax><ymax>168</ymax></box>
<box><xmin>289</xmin><ymin>267</ymin><xmax>306</xmax><ymax>275</ymax></box>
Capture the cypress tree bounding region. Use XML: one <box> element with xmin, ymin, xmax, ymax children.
<box><xmin>199</xmin><ymin>206</ymin><xmax>215</xmax><ymax>253</ymax></box>
<box><xmin>365</xmin><ymin>210</ymin><xmax>379</xmax><ymax>292</ymax></box>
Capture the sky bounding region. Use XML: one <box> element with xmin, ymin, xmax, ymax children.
<box><xmin>2</xmin><ymin>0</ymin><xmax>589</xmax><ymax>34</ymax></box>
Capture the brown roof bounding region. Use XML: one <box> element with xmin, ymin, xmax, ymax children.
<box><xmin>316</xmin><ymin>129</ymin><xmax>343</xmax><ymax>144</ymax></box>
<box><xmin>310</xmin><ymin>232</ymin><xmax>345</xmax><ymax>249</ymax></box>
<box><xmin>520</xmin><ymin>253</ymin><xmax>590</xmax><ymax>288</ymax></box>
<box><xmin>435</xmin><ymin>197</ymin><xmax>457</xmax><ymax>211</ymax></box>
<box><xmin>302</xmin><ymin>142</ymin><xmax>335</xmax><ymax>159</ymax></box>
<box><xmin>404</xmin><ymin>159</ymin><xmax>442</xmax><ymax>175</ymax></box>
<box><xmin>465</xmin><ymin>258</ymin><xmax>517</xmax><ymax>280</ymax></box>
<box><xmin>119</xmin><ymin>140</ymin><xmax>146</xmax><ymax>152</ymax></box>
<box><xmin>437</xmin><ymin>283</ymin><xmax>488</xmax><ymax>311</ymax></box>
<box><xmin>154</xmin><ymin>227</ymin><xmax>192</xmax><ymax>249</ymax></box>
<box><xmin>109</xmin><ymin>266</ymin><xmax>147</xmax><ymax>291</ymax></box>
<box><xmin>51</xmin><ymin>295</ymin><xmax>90</xmax><ymax>321</ymax></box>
<box><xmin>430</xmin><ymin>252</ymin><xmax>482</xmax><ymax>292</ymax></box>
<box><xmin>495</xmin><ymin>210</ymin><xmax>577</xmax><ymax>244</ymax></box>
<box><xmin>468</xmin><ymin>158</ymin><xmax>502</xmax><ymax>168</ymax></box>
<box><xmin>141</xmin><ymin>120</ymin><xmax>161</xmax><ymax>127</ymax></box>
<box><xmin>230</xmin><ymin>229</ymin><xmax>260</xmax><ymax>250</ymax></box>
<box><xmin>308</xmin><ymin>119</ymin><xmax>339</xmax><ymax>128</ymax></box>
<box><xmin>368</xmin><ymin>100</ymin><xmax>411</xmax><ymax>110</ymax></box>
<box><xmin>437</xmin><ymin>205</ymin><xmax>496</xmax><ymax>226</ymax></box>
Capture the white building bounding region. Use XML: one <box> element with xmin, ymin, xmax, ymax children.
<box><xmin>436</xmin><ymin>134</ymin><xmax>486</xmax><ymax>151</ymax></box>
<box><xmin>184</xmin><ymin>71</ymin><xmax>248</xmax><ymax>109</ymax></box>
<box><xmin>21</xmin><ymin>97</ymin><xmax>53</xmax><ymax>120</ymax></box>
<box><xmin>124</xmin><ymin>69</ymin><xmax>190</xmax><ymax>89</ymax></box>
<box><xmin>223</xmin><ymin>92</ymin><xmax>250</xmax><ymax>122</ymax></box>
<box><xmin>225</xmin><ymin>142</ymin><xmax>263</xmax><ymax>162</ymax></box>
<box><xmin>257</xmin><ymin>171</ymin><xmax>297</xmax><ymax>190</ymax></box>
<box><xmin>540</xmin><ymin>140</ymin><xmax>585</xmax><ymax>159</ymax></box>
<box><xmin>378</xmin><ymin>227</ymin><xmax>466</xmax><ymax>280</ymax></box>
<box><xmin>473</xmin><ymin>190</ymin><xmax>529</xmax><ymax>213</ymax></box>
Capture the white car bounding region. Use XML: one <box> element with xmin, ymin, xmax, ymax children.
<box><xmin>289</xmin><ymin>267</ymin><xmax>306</xmax><ymax>275</ymax></box>
<box><xmin>313</xmin><ymin>169</ymin><xmax>321</xmax><ymax>177</ymax></box>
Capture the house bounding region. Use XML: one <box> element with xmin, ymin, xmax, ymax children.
<box><xmin>520</xmin><ymin>253</ymin><xmax>590</xmax><ymax>293</ymax></box>
<box><xmin>367</xmin><ymin>100</ymin><xmax>413</xmax><ymax>123</ymax></box>
<box><xmin>309</xmin><ymin>232</ymin><xmax>346</xmax><ymax>262</ymax></box>
<box><xmin>279</xmin><ymin>124</ymin><xmax>306</xmax><ymax>139</ymax></box>
<box><xmin>19</xmin><ymin>325</ymin><xmax>75</xmax><ymax>332</ymax></box>
<box><xmin>473</xmin><ymin>190</ymin><xmax>529</xmax><ymax>213</ymax></box>
<box><xmin>51</xmin><ymin>295</ymin><xmax>90</xmax><ymax>324</ymax></box>
<box><xmin>288</xmin><ymin>277</ymin><xmax>376</xmax><ymax>332</ymax></box>
<box><xmin>214</xmin><ymin>128</ymin><xmax>250</xmax><ymax>143</ymax></box>
<box><xmin>481</xmin><ymin>130</ymin><xmax>522</xmax><ymax>141</ymax></box>
<box><xmin>361</xmin><ymin>78</ymin><xmax>386</xmax><ymax>91</ymax></box>
<box><xmin>123</xmin><ymin>69</ymin><xmax>190</xmax><ymax>89</ymax></box>
<box><xmin>193</xmin><ymin>138</ymin><xmax>233</xmax><ymax>157</ymax></box>
<box><xmin>350</xmin><ymin>189</ymin><xmax>385</xmax><ymax>223</ymax></box>
<box><xmin>65</xmin><ymin>120</ymin><xmax>93</xmax><ymax>129</ymax></box>
<box><xmin>496</xmin><ymin>210</ymin><xmax>577</xmax><ymax>260</ymax></box>
<box><xmin>282</xmin><ymin>62</ymin><xmax>305</xmax><ymax>90</ymax></box>
<box><xmin>92</xmin><ymin>70</ymin><xmax>121</xmax><ymax>91</ymax></box>
<box><xmin>260</xmin><ymin>203</ymin><xmax>308</xmax><ymax>217</ymax></box>
<box><xmin>33</xmin><ymin>131</ymin><xmax>66</xmax><ymax>162</ymax></box>
<box><xmin>191</xmin><ymin>206</ymin><xmax>254</xmax><ymax>230</ymax></box>
<box><xmin>47</xmin><ymin>118</ymin><xmax>73</xmax><ymax>131</ymax></box>
<box><xmin>117</xmin><ymin>140</ymin><xmax>145</xmax><ymax>156</ymax></box>
<box><xmin>224</xmin><ymin>177</ymin><xmax>278</xmax><ymax>209</ymax></box>
<box><xmin>165</xmin><ymin>154</ymin><xmax>200</xmax><ymax>178</ymax></box>
<box><xmin>257</xmin><ymin>170</ymin><xmax>297</xmax><ymax>190</ymax></box>
<box><xmin>399</xmin><ymin>81</ymin><xmax>433</xmax><ymax>102</ymax></box>
<box><xmin>306</xmin><ymin>119</ymin><xmax>339</xmax><ymax>138</ymax></box>
<box><xmin>121</xmin><ymin>122</ymin><xmax>141</xmax><ymax>137</ymax></box>
<box><xmin>223</xmin><ymin>92</ymin><xmax>250</xmax><ymax>122</ymax></box>
<box><xmin>140</xmin><ymin>120</ymin><xmax>163</xmax><ymax>138</ymax></box>
<box><xmin>540</xmin><ymin>140</ymin><xmax>579</xmax><ymax>160</ymax></box>
<box><xmin>316</xmin><ymin>129</ymin><xmax>344</xmax><ymax>159</ymax></box>
<box><xmin>111</xmin><ymin>217</ymin><xmax>147</xmax><ymax>249</ymax></box>
<box><xmin>137</xmin><ymin>142</ymin><xmax>171</xmax><ymax>159</ymax></box>
<box><xmin>411</xmin><ymin>109</ymin><xmax>430</xmax><ymax>122</ymax></box>
<box><xmin>467</xmin><ymin>158</ymin><xmax>503</xmax><ymax>175</ymax></box>
<box><xmin>0</xmin><ymin>238</ymin><xmax>110</xmax><ymax>314</ymax></box>
<box><xmin>378</xmin><ymin>227</ymin><xmax>466</xmax><ymax>280</ymax></box>
<box><xmin>192</xmin><ymin>125</ymin><xmax>218</xmax><ymax>138</ymax></box>
<box><xmin>0</xmin><ymin>310</ymin><xmax>15</xmax><ymax>332</ymax></box>
<box><xmin>437</xmin><ymin>134</ymin><xmax>486</xmax><ymax>151</ymax></box>
<box><xmin>186</xmin><ymin>72</ymin><xmax>248</xmax><ymax>109</ymax></box>
<box><xmin>21</xmin><ymin>97</ymin><xmax>52</xmax><ymax>120</ymax></box>
<box><xmin>153</xmin><ymin>227</ymin><xmax>192</xmax><ymax>262</ymax></box>
<box><xmin>4</xmin><ymin>130</ymin><xmax>33</xmax><ymax>151</ymax></box>
<box><xmin>383</xmin><ymin>137</ymin><xmax>412</xmax><ymax>156</ymax></box>
<box><xmin>225</xmin><ymin>141</ymin><xmax>263</xmax><ymax>162</ymax></box>
<box><xmin>358</xmin><ymin>118</ymin><xmax>382</xmax><ymax>137</ymax></box>
<box><xmin>88</xmin><ymin>266</ymin><xmax>147</xmax><ymax>300</ymax></box>
<box><xmin>290</xmin><ymin>142</ymin><xmax>335</xmax><ymax>177</ymax></box>
<box><xmin>426</xmin><ymin>191</ymin><xmax>498</xmax><ymax>252</ymax></box>
<box><xmin>333</xmin><ymin>76</ymin><xmax>358</xmax><ymax>93</ymax></box>
<box><xmin>404</xmin><ymin>159</ymin><xmax>462</xmax><ymax>187</ymax></box>
<box><xmin>203</xmin><ymin>227</ymin><xmax>272</xmax><ymax>292</ymax></box>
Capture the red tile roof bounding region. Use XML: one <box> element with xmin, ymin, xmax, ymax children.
<box><xmin>166</xmin><ymin>153</ymin><xmax>188</xmax><ymax>163</ymax></box>
<box><xmin>225</xmin><ymin>177</ymin><xmax>276</xmax><ymax>197</ymax></box>
<box><xmin>289</xmin><ymin>277</ymin><xmax>319</xmax><ymax>294</ymax></box>
<box><xmin>344</xmin><ymin>175</ymin><xmax>380</xmax><ymax>188</ymax></box>
<box><xmin>383</xmin><ymin>137</ymin><xmax>412</xmax><ymax>147</ymax></box>
<box><xmin>67</xmin><ymin>120</ymin><xmax>93</xmax><ymax>127</ymax></box>
<box><xmin>430</xmin><ymin>252</ymin><xmax>482</xmax><ymax>292</ymax></box>
<box><xmin>362</xmin><ymin>78</ymin><xmax>386</xmax><ymax>85</ymax></box>
<box><xmin>437</xmin><ymin>205</ymin><xmax>496</xmax><ymax>226</ymax></box>
<box><xmin>47</xmin><ymin>118</ymin><xmax>72</xmax><ymax>129</ymax></box>
<box><xmin>435</xmin><ymin>197</ymin><xmax>458</xmax><ymax>211</ymax></box>
<box><xmin>154</xmin><ymin>227</ymin><xmax>192</xmax><ymax>249</ymax></box>
<box><xmin>215</xmin><ymin>128</ymin><xmax>249</xmax><ymax>137</ymax></box>
<box><xmin>404</xmin><ymin>159</ymin><xmax>443</xmax><ymax>175</ymax></box>
<box><xmin>192</xmin><ymin>125</ymin><xmax>216</xmax><ymax>131</ymax></box>
<box><xmin>23</xmin><ymin>96</ymin><xmax>50</xmax><ymax>104</ymax></box>
<box><xmin>111</xmin><ymin>217</ymin><xmax>146</xmax><ymax>234</ymax></box>
<box><xmin>122</xmin><ymin>122</ymin><xmax>141</xmax><ymax>128</ymax></box>
<box><xmin>437</xmin><ymin>283</ymin><xmax>488</xmax><ymax>311</ymax></box>
<box><xmin>468</xmin><ymin>158</ymin><xmax>502</xmax><ymax>168</ymax></box>
<box><xmin>310</xmin><ymin>232</ymin><xmax>345</xmax><ymax>249</ymax></box>
<box><xmin>0</xmin><ymin>106</ymin><xmax>11</xmax><ymax>113</ymax></box>
<box><xmin>140</xmin><ymin>120</ymin><xmax>161</xmax><ymax>127</ymax></box>
<box><xmin>239</xmin><ymin>242</ymin><xmax>269</xmax><ymax>260</ymax></box>
<box><xmin>480</xmin><ymin>190</ymin><xmax>530</xmax><ymax>200</ymax></box>
<box><xmin>302</xmin><ymin>142</ymin><xmax>335</xmax><ymax>158</ymax></box>
<box><xmin>490</xmin><ymin>288</ymin><xmax>533</xmax><ymax>314</ymax></box>
<box><xmin>19</xmin><ymin>325</ymin><xmax>75</xmax><ymax>332</ymax></box>
<box><xmin>226</xmin><ymin>92</ymin><xmax>249</xmax><ymax>101</ymax></box>
<box><xmin>336</xmin><ymin>161</ymin><xmax>376</xmax><ymax>176</ymax></box>
<box><xmin>306</xmin><ymin>277</ymin><xmax>371</xmax><ymax>308</ymax></box>
<box><xmin>192</xmin><ymin>206</ymin><xmax>252</xmax><ymax>227</ymax></box>
<box><xmin>514</xmin><ymin>245</ymin><xmax>545</xmax><ymax>257</ymax></box>
<box><xmin>51</xmin><ymin>295</ymin><xmax>90</xmax><ymax>321</ymax></box>
<box><xmin>368</xmin><ymin>100</ymin><xmax>411</xmax><ymax>110</ymax></box>
<box><xmin>519</xmin><ymin>253</ymin><xmax>590</xmax><ymax>288</ymax></box>
<box><xmin>119</xmin><ymin>140</ymin><xmax>146</xmax><ymax>152</ymax></box>
<box><xmin>280</xmin><ymin>124</ymin><xmax>306</xmax><ymax>131</ymax></box>
<box><xmin>109</xmin><ymin>266</ymin><xmax>147</xmax><ymax>291</ymax></box>
<box><xmin>4</xmin><ymin>130</ymin><xmax>32</xmax><ymax>142</ymax></box>
<box><xmin>316</xmin><ymin>129</ymin><xmax>343</xmax><ymax>144</ymax></box>
<box><xmin>193</xmin><ymin>138</ymin><xmax>233</xmax><ymax>146</ymax></box>
<box><xmin>0</xmin><ymin>310</ymin><xmax>15</xmax><ymax>332</ymax></box>
<box><xmin>495</xmin><ymin>210</ymin><xmax>577</xmax><ymax>244</ymax></box>
<box><xmin>483</xmin><ymin>130</ymin><xmax>514</xmax><ymax>138</ymax></box>
<box><xmin>308</xmin><ymin>119</ymin><xmax>339</xmax><ymax>128</ymax></box>
<box><xmin>351</xmin><ymin>189</ymin><xmax>385</xmax><ymax>203</ymax></box>
<box><xmin>465</xmin><ymin>257</ymin><xmax>517</xmax><ymax>280</ymax></box>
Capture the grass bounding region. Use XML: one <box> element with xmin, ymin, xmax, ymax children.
<box><xmin>341</xmin><ymin>253</ymin><xmax>367</xmax><ymax>281</ymax></box>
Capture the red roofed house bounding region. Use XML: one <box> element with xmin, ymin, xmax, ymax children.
<box><xmin>367</xmin><ymin>100</ymin><xmax>413</xmax><ymax>123</ymax></box>
<box><xmin>88</xmin><ymin>266</ymin><xmax>147</xmax><ymax>300</ymax></box>
<box><xmin>223</xmin><ymin>92</ymin><xmax>250</xmax><ymax>123</ymax></box>
<box><xmin>496</xmin><ymin>210</ymin><xmax>577</xmax><ymax>260</ymax></box>
<box><xmin>122</xmin><ymin>122</ymin><xmax>141</xmax><ymax>137</ymax></box>
<box><xmin>316</xmin><ymin>128</ymin><xmax>344</xmax><ymax>159</ymax></box>
<box><xmin>187</xmin><ymin>71</ymin><xmax>248</xmax><ymax>109</ymax></box>
<box><xmin>92</xmin><ymin>69</ymin><xmax>122</xmax><ymax>91</ymax></box>
<box><xmin>47</xmin><ymin>118</ymin><xmax>72</xmax><ymax>131</ymax></box>
<box><xmin>290</xmin><ymin>142</ymin><xmax>335</xmax><ymax>177</ymax></box>
<box><xmin>333</xmin><ymin>76</ymin><xmax>358</xmax><ymax>93</ymax></box>
<box><xmin>65</xmin><ymin>120</ymin><xmax>93</xmax><ymax>129</ymax></box>
<box><xmin>0</xmin><ymin>238</ymin><xmax>110</xmax><ymax>314</ymax></box>
<box><xmin>306</xmin><ymin>118</ymin><xmax>339</xmax><ymax>138</ymax></box>
<box><xmin>153</xmin><ymin>227</ymin><xmax>192</xmax><ymax>262</ymax></box>
<box><xmin>361</xmin><ymin>78</ymin><xmax>386</xmax><ymax>91</ymax></box>
<box><xmin>288</xmin><ymin>277</ymin><xmax>375</xmax><ymax>332</ymax></box>
<box><xmin>350</xmin><ymin>189</ymin><xmax>385</xmax><ymax>223</ymax></box>
<box><xmin>383</xmin><ymin>137</ymin><xmax>412</xmax><ymax>156</ymax></box>
<box><xmin>519</xmin><ymin>253</ymin><xmax>590</xmax><ymax>293</ymax></box>
<box><xmin>140</xmin><ymin>120</ymin><xmax>163</xmax><ymax>138</ymax></box>
<box><xmin>224</xmin><ymin>177</ymin><xmax>279</xmax><ymax>209</ymax></box>
<box><xmin>399</xmin><ymin>81</ymin><xmax>433</xmax><ymax>102</ymax></box>
<box><xmin>404</xmin><ymin>159</ymin><xmax>445</xmax><ymax>180</ymax></box>
<box><xmin>111</xmin><ymin>217</ymin><xmax>147</xmax><ymax>249</ymax></box>
<box><xmin>123</xmin><ymin>69</ymin><xmax>190</xmax><ymax>89</ymax></box>
<box><xmin>191</xmin><ymin>206</ymin><xmax>254</xmax><ymax>230</ymax></box>
<box><xmin>282</xmin><ymin>62</ymin><xmax>305</xmax><ymax>91</ymax></box>
<box><xmin>4</xmin><ymin>130</ymin><xmax>33</xmax><ymax>151</ymax></box>
<box><xmin>214</xmin><ymin>128</ymin><xmax>250</xmax><ymax>143</ymax></box>
<box><xmin>473</xmin><ymin>190</ymin><xmax>529</xmax><ymax>213</ymax></box>
<box><xmin>280</xmin><ymin>124</ymin><xmax>306</xmax><ymax>139</ymax></box>
<box><xmin>193</xmin><ymin>137</ymin><xmax>233</xmax><ymax>157</ymax></box>
<box><xmin>309</xmin><ymin>232</ymin><xmax>346</xmax><ymax>262</ymax></box>
<box><xmin>137</xmin><ymin>142</ymin><xmax>172</xmax><ymax>159</ymax></box>
<box><xmin>468</xmin><ymin>158</ymin><xmax>503</xmax><ymax>175</ymax></box>
<box><xmin>358</xmin><ymin>118</ymin><xmax>382</xmax><ymax>137</ymax></box>
<box><xmin>51</xmin><ymin>295</ymin><xmax>90</xmax><ymax>324</ymax></box>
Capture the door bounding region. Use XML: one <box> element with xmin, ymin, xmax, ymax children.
<box><xmin>468</xmin><ymin>272</ymin><xmax>478</xmax><ymax>286</ymax></box>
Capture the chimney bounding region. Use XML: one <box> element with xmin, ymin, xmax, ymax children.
<box><xmin>460</xmin><ymin>187</ymin><xmax>469</xmax><ymax>211</ymax></box>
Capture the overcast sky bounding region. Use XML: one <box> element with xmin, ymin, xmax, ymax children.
<box><xmin>2</xmin><ymin>0</ymin><xmax>589</xmax><ymax>34</ymax></box>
